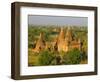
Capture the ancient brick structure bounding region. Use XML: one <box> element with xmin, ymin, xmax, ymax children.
<box><xmin>33</xmin><ymin>28</ymin><xmax>82</xmax><ymax>53</ymax></box>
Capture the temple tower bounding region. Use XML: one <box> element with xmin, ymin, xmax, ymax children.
<box><xmin>34</xmin><ymin>32</ymin><xmax>45</xmax><ymax>52</ymax></box>
<box><xmin>57</xmin><ymin>28</ymin><xmax>68</xmax><ymax>52</ymax></box>
<box><xmin>66</xmin><ymin>27</ymin><xmax>73</xmax><ymax>41</ymax></box>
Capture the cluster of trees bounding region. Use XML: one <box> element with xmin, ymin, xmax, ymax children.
<box><xmin>28</xmin><ymin>48</ymin><xmax>87</xmax><ymax>66</ymax></box>
<box><xmin>38</xmin><ymin>49</ymin><xmax>81</xmax><ymax>65</ymax></box>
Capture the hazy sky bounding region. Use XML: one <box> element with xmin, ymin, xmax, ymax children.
<box><xmin>28</xmin><ymin>15</ymin><xmax>87</xmax><ymax>26</ymax></box>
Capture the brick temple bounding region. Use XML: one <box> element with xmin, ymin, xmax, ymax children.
<box><xmin>33</xmin><ymin>27</ymin><xmax>82</xmax><ymax>53</ymax></box>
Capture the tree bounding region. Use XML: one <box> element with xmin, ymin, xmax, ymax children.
<box><xmin>63</xmin><ymin>48</ymin><xmax>81</xmax><ymax>64</ymax></box>
<box><xmin>51</xmin><ymin>55</ymin><xmax>61</xmax><ymax>65</ymax></box>
<box><xmin>38</xmin><ymin>50</ymin><xmax>54</xmax><ymax>65</ymax></box>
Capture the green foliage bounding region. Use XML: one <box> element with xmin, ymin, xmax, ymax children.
<box><xmin>28</xmin><ymin>49</ymin><xmax>39</xmax><ymax>66</ymax></box>
<box><xmin>38</xmin><ymin>50</ymin><xmax>54</xmax><ymax>65</ymax></box>
<box><xmin>51</xmin><ymin>58</ymin><xmax>57</xmax><ymax>65</ymax></box>
<box><xmin>51</xmin><ymin>54</ymin><xmax>62</xmax><ymax>65</ymax></box>
<box><xmin>81</xmin><ymin>51</ymin><xmax>87</xmax><ymax>61</ymax></box>
<box><xmin>63</xmin><ymin>49</ymin><xmax>81</xmax><ymax>64</ymax></box>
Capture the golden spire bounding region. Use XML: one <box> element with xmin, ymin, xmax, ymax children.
<box><xmin>34</xmin><ymin>32</ymin><xmax>45</xmax><ymax>52</ymax></box>
<box><xmin>66</xmin><ymin>26</ymin><xmax>73</xmax><ymax>41</ymax></box>
<box><xmin>58</xmin><ymin>28</ymin><xmax>65</xmax><ymax>40</ymax></box>
<box><xmin>39</xmin><ymin>32</ymin><xmax>43</xmax><ymax>39</ymax></box>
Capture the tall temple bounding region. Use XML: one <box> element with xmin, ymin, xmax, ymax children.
<box><xmin>33</xmin><ymin>27</ymin><xmax>82</xmax><ymax>53</ymax></box>
<box><xmin>33</xmin><ymin>32</ymin><xmax>46</xmax><ymax>52</ymax></box>
<box><xmin>56</xmin><ymin>28</ymin><xmax>69</xmax><ymax>52</ymax></box>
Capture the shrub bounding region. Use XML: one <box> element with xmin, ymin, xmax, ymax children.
<box><xmin>63</xmin><ymin>48</ymin><xmax>81</xmax><ymax>64</ymax></box>
<box><xmin>81</xmin><ymin>51</ymin><xmax>87</xmax><ymax>61</ymax></box>
<box><xmin>38</xmin><ymin>50</ymin><xmax>54</xmax><ymax>65</ymax></box>
<box><xmin>51</xmin><ymin>55</ymin><xmax>61</xmax><ymax>65</ymax></box>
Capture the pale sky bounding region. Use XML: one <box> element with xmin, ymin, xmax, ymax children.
<box><xmin>28</xmin><ymin>15</ymin><xmax>87</xmax><ymax>26</ymax></box>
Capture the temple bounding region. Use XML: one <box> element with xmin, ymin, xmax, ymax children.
<box><xmin>33</xmin><ymin>27</ymin><xmax>82</xmax><ymax>53</ymax></box>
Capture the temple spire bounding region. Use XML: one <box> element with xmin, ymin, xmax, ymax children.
<box><xmin>34</xmin><ymin>32</ymin><xmax>45</xmax><ymax>52</ymax></box>
<box><xmin>58</xmin><ymin>28</ymin><xmax>65</xmax><ymax>40</ymax></box>
<box><xmin>66</xmin><ymin>26</ymin><xmax>73</xmax><ymax>41</ymax></box>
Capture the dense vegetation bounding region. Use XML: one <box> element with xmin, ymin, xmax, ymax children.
<box><xmin>28</xmin><ymin>25</ymin><xmax>88</xmax><ymax>66</ymax></box>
